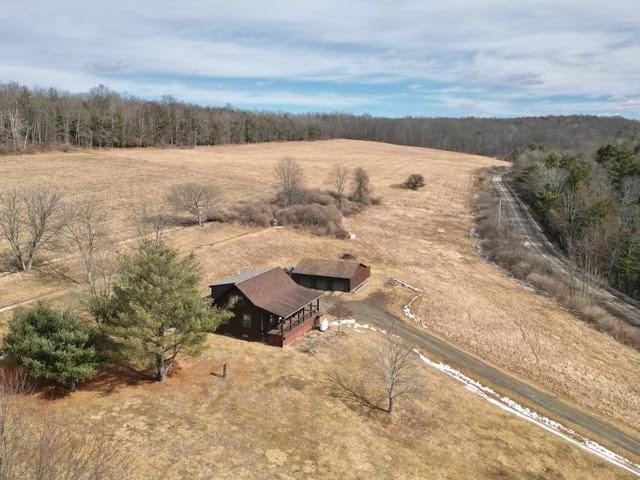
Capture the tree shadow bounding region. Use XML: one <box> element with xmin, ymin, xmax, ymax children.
<box><xmin>34</xmin><ymin>263</ymin><xmax>80</xmax><ymax>285</ymax></box>
<box><xmin>41</xmin><ymin>364</ymin><xmax>157</xmax><ymax>399</ymax></box>
<box><xmin>324</xmin><ymin>373</ymin><xmax>387</xmax><ymax>417</ymax></box>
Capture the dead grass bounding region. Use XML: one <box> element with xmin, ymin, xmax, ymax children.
<box><xmin>0</xmin><ymin>140</ymin><xmax>639</xmax><ymax>476</ymax></box>
<box><xmin>36</xmin><ymin>329</ymin><xmax>633</xmax><ymax>479</ymax></box>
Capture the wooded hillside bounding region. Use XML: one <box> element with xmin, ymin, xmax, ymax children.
<box><xmin>1</xmin><ymin>82</ymin><xmax>639</xmax><ymax>157</ymax></box>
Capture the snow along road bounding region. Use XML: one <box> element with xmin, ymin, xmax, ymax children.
<box><xmin>326</xmin><ymin>294</ymin><xmax>640</xmax><ymax>462</ymax></box>
<box><xmin>492</xmin><ymin>173</ymin><xmax>640</xmax><ymax>327</ymax></box>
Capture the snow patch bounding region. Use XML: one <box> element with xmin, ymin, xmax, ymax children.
<box><xmin>330</xmin><ymin>319</ymin><xmax>370</xmax><ymax>331</ymax></box>
<box><xmin>392</xmin><ymin>277</ymin><xmax>428</xmax><ymax>328</ymax></box>
<box><xmin>414</xmin><ymin>349</ymin><xmax>640</xmax><ymax>478</ymax></box>
<box><xmin>391</xmin><ymin>276</ymin><xmax>640</xmax><ymax>477</ymax></box>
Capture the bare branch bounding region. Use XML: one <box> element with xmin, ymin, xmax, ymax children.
<box><xmin>64</xmin><ymin>200</ymin><xmax>114</xmax><ymax>297</ymax></box>
<box><xmin>131</xmin><ymin>196</ymin><xmax>173</xmax><ymax>244</ymax></box>
<box><xmin>274</xmin><ymin>157</ymin><xmax>305</xmax><ymax>206</ymax></box>
<box><xmin>0</xmin><ymin>188</ymin><xmax>64</xmax><ymax>272</ymax></box>
<box><xmin>329</xmin><ymin>165</ymin><xmax>349</xmax><ymax>209</ymax></box>
<box><xmin>167</xmin><ymin>183</ymin><xmax>215</xmax><ymax>227</ymax></box>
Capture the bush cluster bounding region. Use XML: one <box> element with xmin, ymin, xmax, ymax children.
<box><xmin>276</xmin><ymin>204</ymin><xmax>348</xmax><ymax>237</ymax></box>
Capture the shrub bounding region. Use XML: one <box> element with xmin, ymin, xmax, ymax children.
<box><xmin>276</xmin><ymin>204</ymin><xmax>346</xmax><ymax>237</ymax></box>
<box><xmin>404</xmin><ymin>173</ymin><xmax>425</xmax><ymax>190</ymax></box>
<box><xmin>337</xmin><ymin>198</ymin><xmax>363</xmax><ymax>217</ymax></box>
<box><xmin>273</xmin><ymin>188</ymin><xmax>334</xmax><ymax>207</ymax></box>
<box><xmin>3</xmin><ymin>304</ymin><xmax>101</xmax><ymax>390</ymax></box>
<box><xmin>234</xmin><ymin>203</ymin><xmax>275</xmax><ymax>226</ymax></box>
<box><xmin>208</xmin><ymin>202</ymin><xmax>275</xmax><ymax>227</ymax></box>
<box><xmin>351</xmin><ymin>167</ymin><xmax>372</xmax><ymax>205</ymax></box>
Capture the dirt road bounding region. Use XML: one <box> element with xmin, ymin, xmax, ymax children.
<box><xmin>492</xmin><ymin>173</ymin><xmax>640</xmax><ymax>327</ymax></box>
<box><xmin>326</xmin><ymin>294</ymin><xmax>640</xmax><ymax>459</ymax></box>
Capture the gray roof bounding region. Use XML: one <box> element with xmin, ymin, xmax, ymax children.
<box><xmin>210</xmin><ymin>267</ymin><xmax>273</xmax><ymax>287</ymax></box>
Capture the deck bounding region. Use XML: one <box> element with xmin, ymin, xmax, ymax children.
<box><xmin>264</xmin><ymin>309</ymin><xmax>319</xmax><ymax>347</ymax></box>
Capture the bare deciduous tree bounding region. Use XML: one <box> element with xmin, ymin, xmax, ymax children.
<box><xmin>167</xmin><ymin>183</ymin><xmax>215</xmax><ymax>227</ymax></box>
<box><xmin>64</xmin><ymin>201</ymin><xmax>114</xmax><ymax>297</ymax></box>
<box><xmin>275</xmin><ymin>157</ymin><xmax>305</xmax><ymax>206</ymax></box>
<box><xmin>0</xmin><ymin>188</ymin><xmax>64</xmax><ymax>272</ymax></box>
<box><xmin>351</xmin><ymin>167</ymin><xmax>371</xmax><ymax>205</ymax></box>
<box><xmin>0</xmin><ymin>369</ymin><xmax>33</xmax><ymax>480</ymax></box>
<box><xmin>328</xmin><ymin>326</ymin><xmax>420</xmax><ymax>415</ymax></box>
<box><xmin>327</xmin><ymin>300</ymin><xmax>352</xmax><ymax>335</ymax></box>
<box><xmin>0</xmin><ymin>367</ymin><xmax>133</xmax><ymax>479</ymax></box>
<box><xmin>374</xmin><ymin>332</ymin><xmax>419</xmax><ymax>415</ymax></box>
<box><xmin>132</xmin><ymin>197</ymin><xmax>172</xmax><ymax>244</ymax></box>
<box><xmin>330</xmin><ymin>165</ymin><xmax>349</xmax><ymax>209</ymax></box>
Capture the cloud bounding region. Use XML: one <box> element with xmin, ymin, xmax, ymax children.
<box><xmin>1</xmin><ymin>0</ymin><xmax>639</xmax><ymax>116</ymax></box>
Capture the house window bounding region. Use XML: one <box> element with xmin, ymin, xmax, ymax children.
<box><xmin>242</xmin><ymin>314</ymin><xmax>252</xmax><ymax>329</ymax></box>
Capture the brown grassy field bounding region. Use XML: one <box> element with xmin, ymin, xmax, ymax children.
<box><xmin>0</xmin><ymin>140</ymin><xmax>639</xmax><ymax>478</ymax></box>
<box><xmin>42</xmin><ymin>329</ymin><xmax>631</xmax><ymax>480</ymax></box>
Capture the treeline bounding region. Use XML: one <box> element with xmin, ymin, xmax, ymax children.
<box><xmin>512</xmin><ymin>143</ymin><xmax>640</xmax><ymax>300</ymax></box>
<box><xmin>1</xmin><ymin>82</ymin><xmax>639</xmax><ymax>157</ymax></box>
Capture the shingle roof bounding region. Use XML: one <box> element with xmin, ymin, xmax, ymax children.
<box><xmin>211</xmin><ymin>267</ymin><xmax>322</xmax><ymax>318</ymax></box>
<box><xmin>292</xmin><ymin>258</ymin><xmax>366</xmax><ymax>279</ymax></box>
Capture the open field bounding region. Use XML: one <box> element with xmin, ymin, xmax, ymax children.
<box><xmin>1</xmin><ymin>140</ymin><xmax>639</xmax><ymax>477</ymax></box>
<box><xmin>39</xmin><ymin>328</ymin><xmax>632</xmax><ymax>480</ymax></box>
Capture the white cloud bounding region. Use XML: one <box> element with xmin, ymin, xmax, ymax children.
<box><xmin>1</xmin><ymin>0</ymin><xmax>639</xmax><ymax>115</ymax></box>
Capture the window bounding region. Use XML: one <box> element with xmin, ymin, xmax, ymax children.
<box><xmin>227</xmin><ymin>294</ymin><xmax>244</xmax><ymax>309</ymax></box>
<box><xmin>242</xmin><ymin>314</ymin><xmax>252</xmax><ymax>329</ymax></box>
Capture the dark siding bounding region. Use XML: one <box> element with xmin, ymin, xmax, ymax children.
<box><xmin>213</xmin><ymin>286</ymin><xmax>270</xmax><ymax>339</ymax></box>
<box><xmin>291</xmin><ymin>273</ymin><xmax>351</xmax><ymax>292</ymax></box>
<box><xmin>349</xmin><ymin>265</ymin><xmax>371</xmax><ymax>291</ymax></box>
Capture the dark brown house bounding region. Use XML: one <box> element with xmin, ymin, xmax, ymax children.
<box><xmin>210</xmin><ymin>267</ymin><xmax>322</xmax><ymax>347</ymax></box>
<box><xmin>290</xmin><ymin>258</ymin><xmax>370</xmax><ymax>293</ymax></box>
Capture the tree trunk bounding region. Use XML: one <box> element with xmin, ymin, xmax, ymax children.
<box><xmin>156</xmin><ymin>354</ymin><xmax>167</xmax><ymax>382</ymax></box>
<box><xmin>387</xmin><ymin>396</ymin><xmax>393</xmax><ymax>414</ymax></box>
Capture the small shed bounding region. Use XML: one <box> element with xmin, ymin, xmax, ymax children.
<box><xmin>210</xmin><ymin>267</ymin><xmax>322</xmax><ymax>347</ymax></box>
<box><xmin>290</xmin><ymin>258</ymin><xmax>370</xmax><ymax>293</ymax></box>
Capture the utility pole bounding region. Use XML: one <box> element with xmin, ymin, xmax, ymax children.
<box><xmin>497</xmin><ymin>197</ymin><xmax>502</xmax><ymax>230</ymax></box>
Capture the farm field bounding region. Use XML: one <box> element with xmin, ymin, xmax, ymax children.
<box><xmin>0</xmin><ymin>139</ymin><xmax>639</xmax><ymax>478</ymax></box>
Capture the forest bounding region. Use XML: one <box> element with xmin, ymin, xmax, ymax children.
<box><xmin>1</xmin><ymin>82</ymin><xmax>639</xmax><ymax>157</ymax></box>
<box><xmin>512</xmin><ymin>142</ymin><xmax>640</xmax><ymax>300</ymax></box>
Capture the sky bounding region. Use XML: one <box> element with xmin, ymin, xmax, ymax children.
<box><xmin>1</xmin><ymin>0</ymin><xmax>639</xmax><ymax>118</ymax></box>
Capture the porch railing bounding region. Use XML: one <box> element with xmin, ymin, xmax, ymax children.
<box><xmin>277</xmin><ymin>299</ymin><xmax>320</xmax><ymax>336</ymax></box>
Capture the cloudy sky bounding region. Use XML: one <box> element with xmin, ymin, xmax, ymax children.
<box><xmin>2</xmin><ymin>0</ymin><xmax>639</xmax><ymax>117</ymax></box>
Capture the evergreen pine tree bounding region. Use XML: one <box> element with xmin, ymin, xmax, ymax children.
<box><xmin>3</xmin><ymin>303</ymin><xmax>100</xmax><ymax>390</ymax></box>
<box><xmin>93</xmin><ymin>241</ymin><xmax>230</xmax><ymax>382</ymax></box>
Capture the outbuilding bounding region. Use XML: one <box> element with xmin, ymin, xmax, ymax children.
<box><xmin>209</xmin><ymin>267</ymin><xmax>322</xmax><ymax>347</ymax></box>
<box><xmin>290</xmin><ymin>258</ymin><xmax>370</xmax><ymax>293</ymax></box>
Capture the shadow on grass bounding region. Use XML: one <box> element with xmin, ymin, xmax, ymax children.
<box><xmin>324</xmin><ymin>373</ymin><xmax>387</xmax><ymax>417</ymax></box>
<box><xmin>39</xmin><ymin>364</ymin><xmax>157</xmax><ymax>400</ymax></box>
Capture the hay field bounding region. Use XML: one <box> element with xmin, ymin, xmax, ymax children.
<box><xmin>0</xmin><ymin>140</ymin><xmax>639</xmax><ymax>477</ymax></box>
<box><xmin>43</xmin><ymin>328</ymin><xmax>630</xmax><ymax>480</ymax></box>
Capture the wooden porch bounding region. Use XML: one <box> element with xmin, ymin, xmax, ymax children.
<box><xmin>264</xmin><ymin>299</ymin><xmax>320</xmax><ymax>347</ymax></box>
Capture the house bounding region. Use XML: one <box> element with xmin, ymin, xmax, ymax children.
<box><xmin>290</xmin><ymin>258</ymin><xmax>370</xmax><ymax>293</ymax></box>
<box><xmin>209</xmin><ymin>267</ymin><xmax>322</xmax><ymax>347</ymax></box>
